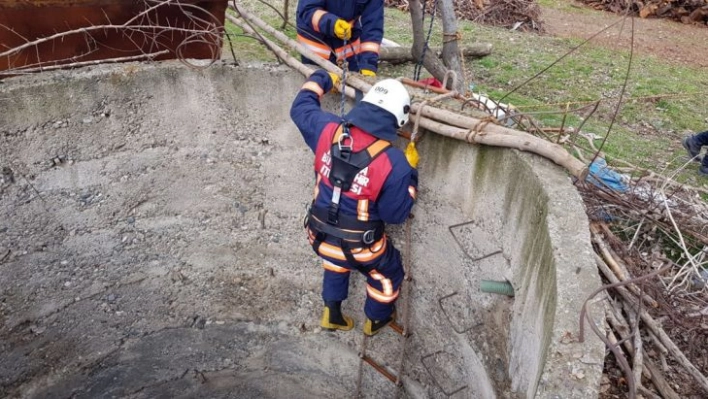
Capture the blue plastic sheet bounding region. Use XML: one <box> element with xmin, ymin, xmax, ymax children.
<box><xmin>586</xmin><ymin>158</ymin><xmax>629</xmax><ymax>193</ymax></box>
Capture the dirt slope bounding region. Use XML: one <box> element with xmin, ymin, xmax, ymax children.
<box><xmin>541</xmin><ymin>2</ymin><xmax>708</xmax><ymax>68</ymax></box>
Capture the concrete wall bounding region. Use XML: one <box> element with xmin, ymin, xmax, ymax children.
<box><xmin>0</xmin><ymin>62</ymin><xmax>604</xmax><ymax>398</ymax></box>
<box><xmin>414</xmin><ymin>132</ymin><xmax>605</xmax><ymax>398</ymax></box>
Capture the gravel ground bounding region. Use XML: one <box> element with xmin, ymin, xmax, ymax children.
<box><xmin>0</xmin><ymin>63</ymin><xmax>376</xmax><ymax>398</ymax></box>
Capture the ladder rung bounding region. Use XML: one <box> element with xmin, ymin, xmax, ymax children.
<box><xmin>389</xmin><ymin>321</ymin><xmax>404</xmax><ymax>335</ymax></box>
<box><xmin>362</xmin><ymin>355</ymin><xmax>397</xmax><ymax>383</ymax></box>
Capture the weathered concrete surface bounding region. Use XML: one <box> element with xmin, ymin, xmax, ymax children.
<box><xmin>0</xmin><ymin>62</ymin><xmax>604</xmax><ymax>398</ymax></box>
<box><xmin>419</xmin><ymin>137</ymin><xmax>606</xmax><ymax>398</ymax></box>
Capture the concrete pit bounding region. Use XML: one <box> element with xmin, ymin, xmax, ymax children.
<box><xmin>0</xmin><ymin>63</ymin><xmax>604</xmax><ymax>398</ymax></box>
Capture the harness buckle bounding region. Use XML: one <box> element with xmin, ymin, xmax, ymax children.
<box><xmin>338</xmin><ymin>127</ymin><xmax>354</xmax><ymax>152</ymax></box>
<box><xmin>362</xmin><ymin>229</ymin><xmax>376</xmax><ymax>245</ymax></box>
<box><xmin>328</xmin><ymin>187</ymin><xmax>341</xmax><ymax>224</ymax></box>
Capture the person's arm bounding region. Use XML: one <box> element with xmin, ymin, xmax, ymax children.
<box><xmin>357</xmin><ymin>0</ymin><xmax>383</xmax><ymax>74</ymax></box>
<box><xmin>376</xmin><ymin>150</ymin><xmax>418</xmax><ymax>224</ymax></box>
<box><xmin>296</xmin><ymin>0</ymin><xmax>343</xmax><ymax>39</ymax></box>
<box><xmin>290</xmin><ymin>70</ymin><xmax>341</xmax><ymax>151</ymax></box>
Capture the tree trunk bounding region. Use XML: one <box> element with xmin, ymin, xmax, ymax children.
<box><xmin>281</xmin><ymin>0</ymin><xmax>289</xmax><ymax>29</ymax></box>
<box><xmin>379</xmin><ymin>44</ymin><xmax>492</xmax><ymax>64</ymax></box>
<box><xmin>409</xmin><ymin>0</ymin><xmax>449</xmax><ymax>85</ymax></box>
<box><xmin>439</xmin><ymin>0</ymin><xmax>465</xmax><ymax>92</ymax></box>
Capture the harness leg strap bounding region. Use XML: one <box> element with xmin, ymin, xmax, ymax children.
<box><xmin>341</xmin><ymin>240</ymin><xmax>369</xmax><ymax>275</ymax></box>
<box><xmin>312</xmin><ymin>232</ymin><xmax>368</xmax><ymax>275</ymax></box>
<box><xmin>312</xmin><ymin>231</ymin><xmax>326</xmax><ymax>255</ymax></box>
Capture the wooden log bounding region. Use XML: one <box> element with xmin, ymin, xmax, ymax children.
<box><xmin>379</xmin><ymin>44</ymin><xmax>493</xmax><ymax>64</ymax></box>
<box><xmin>231</xmin><ymin>4</ymin><xmax>588</xmax><ymax>179</ymax></box>
<box><xmin>625</xmin><ymin>303</ymin><xmax>644</xmax><ymax>393</ymax></box>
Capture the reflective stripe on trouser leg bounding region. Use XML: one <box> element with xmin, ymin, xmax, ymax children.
<box><xmin>334</xmin><ymin>39</ymin><xmax>360</xmax><ymax>61</ymax></box>
<box><xmin>364</xmin><ymin>247</ymin><xmax>404</xmax><ymax>321</ymax></box>
<box><xmin>297</xmin><ymin>34</ymin><xmax>333</xmax><ymax>59</ymax></box>
<box><xmin>322</xmin><ymin>260</ymin><xmax>351</xmax><ymax>302</ymax></box>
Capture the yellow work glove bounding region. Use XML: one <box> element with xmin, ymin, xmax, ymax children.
<box><xmin>333</xmin><ymin>19</ymin><xmax>352</xmax><ymax>40</ymax></box>
<box><xmin>360</xmin><ymin>69</ymin><xmax>376</xmax><ymax>77</ymax></box>
<box><xmin>327</xmin><ymin>72</ymin><xmax>341</xmax><ymax>92</ymax></box>
<box><xmin>405</xmin><ymin>142</ymin><xmax>419</xmax><ymax>169</ymax></box>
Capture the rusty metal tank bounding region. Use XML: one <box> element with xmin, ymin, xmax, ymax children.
<box><xmin>0</xmin><ymin>0</ymin><xmax>228</xmax><ymax>74</ymax></box>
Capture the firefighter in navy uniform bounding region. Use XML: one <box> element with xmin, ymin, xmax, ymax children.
<box><xmin>290</xmin><ymin>70</ymin><xmax>418</xmax><ymax>336</ymax></box>
<box><xmin>296</xmin><ymin>0</ymin><xmax>382</xmax><ymax>76</ymax></box>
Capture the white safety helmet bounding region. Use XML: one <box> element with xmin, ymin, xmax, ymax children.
<box><xmin>361</xmin><ymin>79</ymin><xmax>411</xmax><ymax>128</ymax></box>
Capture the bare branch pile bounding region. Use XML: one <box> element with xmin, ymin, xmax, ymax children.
<box><xmin>558</xmin><ymin>131</ymin><xmax>708</xmax><ymax>397</ymax></box>
<box><xmin>577</xmin><ymin>0</ymin><xmax>708</xmax><ymax>25</ymax></box>
<box><xmin>581</xmin><ymin>219</ymin><xmax>708</xmax><ymax>398</ymax></box>
<box><xmin>384</xmin><ymin>0</ymin><xmax>545</xmax><ymax>32</ymax></box>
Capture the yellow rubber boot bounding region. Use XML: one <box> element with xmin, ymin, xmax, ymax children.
<box><xmin>363</xmin><ymin>311</ymin><xmax>396</xmax><ymax>336</ymax></box>
<box><xmin>320</xmin><ymin>303</ymin><xmax>354</xmax><ymax>331</ymax></box>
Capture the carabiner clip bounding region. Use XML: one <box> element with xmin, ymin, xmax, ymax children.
<box><xmin>338</xmin><ymin>126</ymin><xmax>354</xmax><ymax>151</ymax></box>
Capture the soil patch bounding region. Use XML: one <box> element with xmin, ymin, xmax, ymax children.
<box><xmin>541</xmin><ymin>2</ymin><xmax>708</xmax><ymax>68</ymax></box>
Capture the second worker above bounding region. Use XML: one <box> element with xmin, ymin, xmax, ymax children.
<box><xmin>296</xmin><ymin>0</ymin><xmax>383</xmax><ymax>76</ymax></box>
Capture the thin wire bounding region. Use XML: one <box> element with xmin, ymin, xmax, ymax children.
<box><xmin>339</xmin><ymin>18</ymin><xmax>365</xmax><ymax>119</ymax></box>
<box><xmin>496</xmin><ymin>16</ymin><xmax>627</xmax><ymax>105</ymax></box>
<box><xmin>590</xmin><ymin>16</ymin><xmax>635</xmax><ymax>166</ymax></box>
<box><xmin>511</xmin><ymin>91</ymin><xmax>708</xmax><ymax>110</ymax></box>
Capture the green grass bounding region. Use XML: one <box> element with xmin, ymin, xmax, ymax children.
<box><xmin>225</xmin><ymin>1</ymin><xmax>708</xmax><ymax>186</ymax></box>
<box><xmin>223</xmin><ymin>0</ymin><xmax>302</xmax><ymax>61</ymax></box>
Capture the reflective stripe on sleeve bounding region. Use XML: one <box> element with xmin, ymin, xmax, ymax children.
<box><xmin>311</xmin><ymin>10</ymin><xmax>327</xmax><ymax>33</ymax></box>
<box><xmin>302</xmin><ymin>81</ymin><xmax>324</xmax><ymax>97</ymax></box>
<box><xmin>360</xmin><ymin>41</ymin><xmax>380</xmax><ymax>54</ymax></box>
